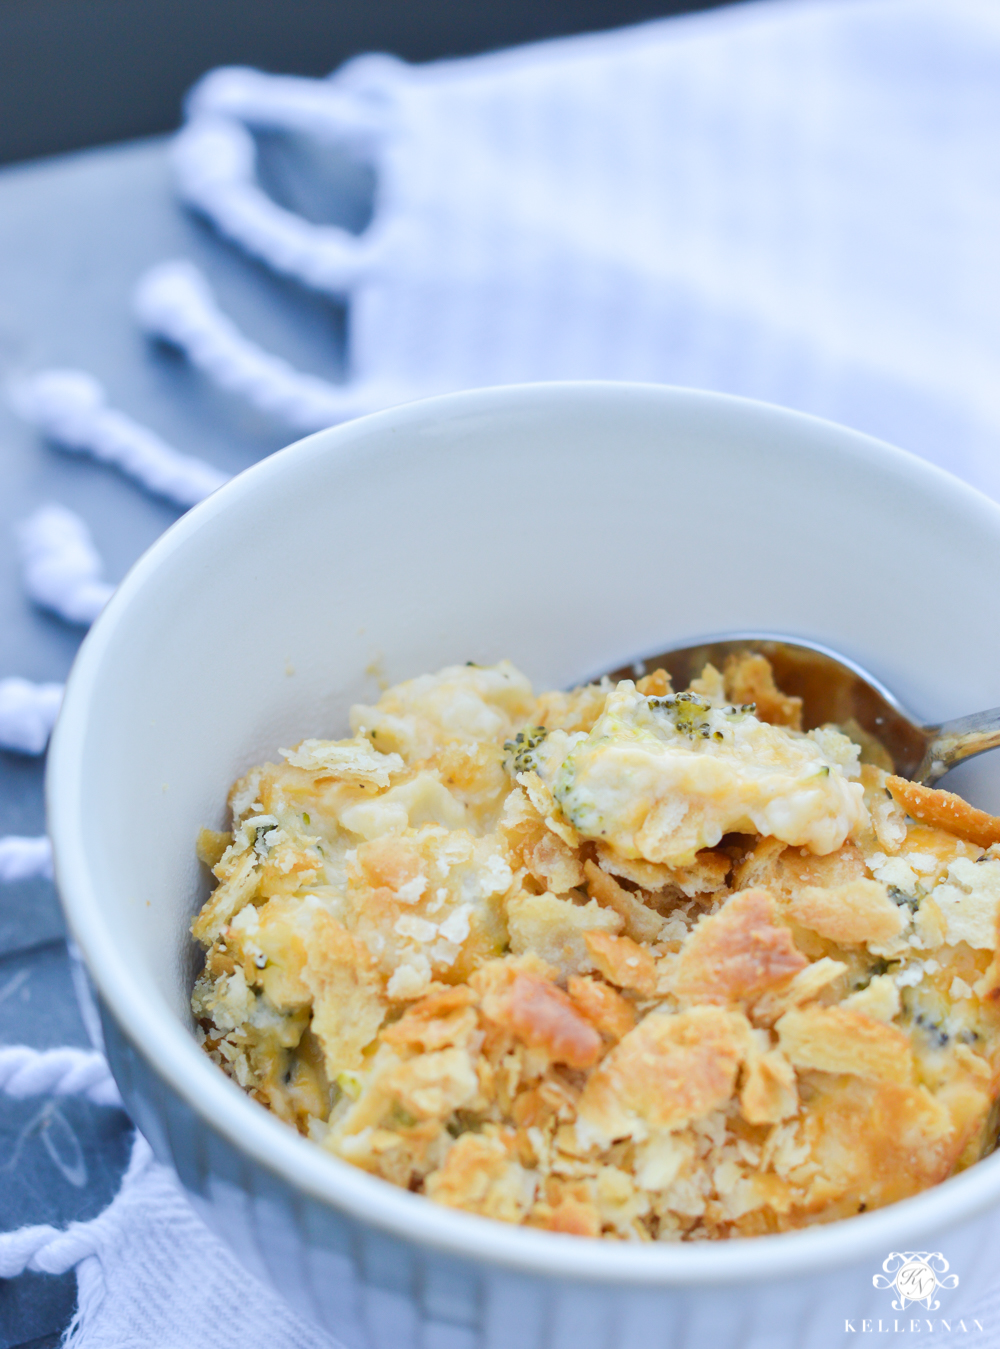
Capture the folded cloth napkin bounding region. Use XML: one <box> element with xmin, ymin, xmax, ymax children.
<box><xmin>7</xmin><ymin>0</ymin><xmax>1000</xmax><ymax>1345</ymax></box>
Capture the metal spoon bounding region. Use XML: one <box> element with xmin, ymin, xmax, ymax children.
<box><xmin>601</xmin><ymin>633</ymin><xmax>1000</xmax><ymax>786</ymax></box>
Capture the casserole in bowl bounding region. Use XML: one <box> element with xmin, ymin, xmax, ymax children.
<box><xmin>48</xmin><ymin>383</ymin><xmax>1000</xmax><ymax>1347</ymax></box>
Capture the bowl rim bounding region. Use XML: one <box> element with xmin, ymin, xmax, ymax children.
<box><xmin>47</xmin><ymin>379</ymin><xmax>1000</xmax><ymax>1287</ymax></box>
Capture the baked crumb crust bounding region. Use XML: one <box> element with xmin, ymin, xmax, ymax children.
<box><xmin>190</xmin><ymin>656</ymin><xmax>1000</xmax><ymax>1240</ymax></box>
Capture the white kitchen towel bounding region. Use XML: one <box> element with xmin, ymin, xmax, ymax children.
<box><xmin>0</xmin><ymin>1052</ymin><xmax>337</xmax><ymax>1348</ymax></box>
<box><xmin>1</xmin><ymin>1133</ymin><xmax>339</xmax><ymax>1349</ymax></box>
<box><xmin>10</xmin><ymin>0</ymin><xmax>1000</xmax><ymax>1346</ymax></box>
<box><xmin>151</xmin><ymin>0</ymin><xmax>1000</xmax><ymax>499</ymax></box>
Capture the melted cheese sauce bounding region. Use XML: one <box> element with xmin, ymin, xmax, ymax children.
<box><xmin>534</xmin><ymin>683</ymin><xmax>865</xmax><ymax>865</ymax></box>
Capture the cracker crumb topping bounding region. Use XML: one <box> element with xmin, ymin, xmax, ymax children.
<box><xmin>191</xmin><ymin>656</ymin><xmax>1000</xmax><ymax>1240</ymax></box>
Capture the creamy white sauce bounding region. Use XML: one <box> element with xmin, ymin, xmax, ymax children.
<box><xmin>533</xmin><ymin>682</ymin><xmax>865</xmax><ymax>866</ymax></box>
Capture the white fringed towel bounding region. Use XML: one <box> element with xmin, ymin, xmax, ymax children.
<box><xmin>146</xmin><ymin>0</ymin><xmax>1000</xmax><ymax>500</ymax></box>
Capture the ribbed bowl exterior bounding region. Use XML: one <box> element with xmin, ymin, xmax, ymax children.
<box><xmin>103</xmin><ymin>1010</ymin><xmax>1000</xmax><ymax>1349</ymax></box>
<box><xmin>50</xmin><ymin>387</ymin><xmax>1000</xmax><ymax>1349</ymax></box>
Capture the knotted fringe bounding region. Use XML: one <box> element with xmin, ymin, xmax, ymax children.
<box><xmin>0</xmin><ymin>834</ymin><xmax>52</xmax><ymax>882</ymax></box>
<box><xmin>11</xmin><ymin>368</ymin><xmax>229</xmax><ymax>508</ymax></box>
<box><xmin>0</xmin><ymin>1045</ymin><xmax>121</xmax><ymax>1107</ymax></box>
<box><xmin>175</xmin><ymin>65</ymin><xmax>391</xmax><ymax>295</ymax></box>
<box><xmin>0</xmin><ymin>677</ymin><xmax>63</xmax><ymax>754</ymax></box>
<box><xmin>135</xmin><ymin>260</ymin><xmax>376</xmax><ymax>431</ymax></box>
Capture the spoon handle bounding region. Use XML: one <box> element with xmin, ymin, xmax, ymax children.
<box><xmin>914</xmin><ymin>707</ymin><xmax>1000</xmax><ymax>785</ymax></box>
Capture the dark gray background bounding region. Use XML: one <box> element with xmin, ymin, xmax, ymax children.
<box><xmin>0</xmin><ymin>0</ymin><xmax>741</xmax><ymax>166</ymax></box>
<box><xmin>0</xmin><ymin>2</ymin><xmax>739</xmax><ymax>1344</ymax></box>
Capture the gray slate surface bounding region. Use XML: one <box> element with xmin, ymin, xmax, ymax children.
<box><xmin>0</xmin><ymin>129</ymin><xmax>357</xmax><ymax>1348</ymax></box>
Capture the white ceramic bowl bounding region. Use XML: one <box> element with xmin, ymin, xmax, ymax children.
<box><xmin>48</xmin><ymin>383</ymin><xmax>1000</xmax><ymax>1349</ymax></box>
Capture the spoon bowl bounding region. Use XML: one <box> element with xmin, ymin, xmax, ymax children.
<box><xmin>602</xmin><ymin>633</ymin><xmax>1000</xmax><ymax>785</ymax></box>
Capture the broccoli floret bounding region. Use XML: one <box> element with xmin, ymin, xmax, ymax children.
<box><xmin>647</xmin><ymin>691</ymin><xmax>755</xmax><ymax>741</ymax></box>
<box><xmin>504</xmin><ymin>725</ymin><xmax>549</xmax><ymax>775</ymax></box>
